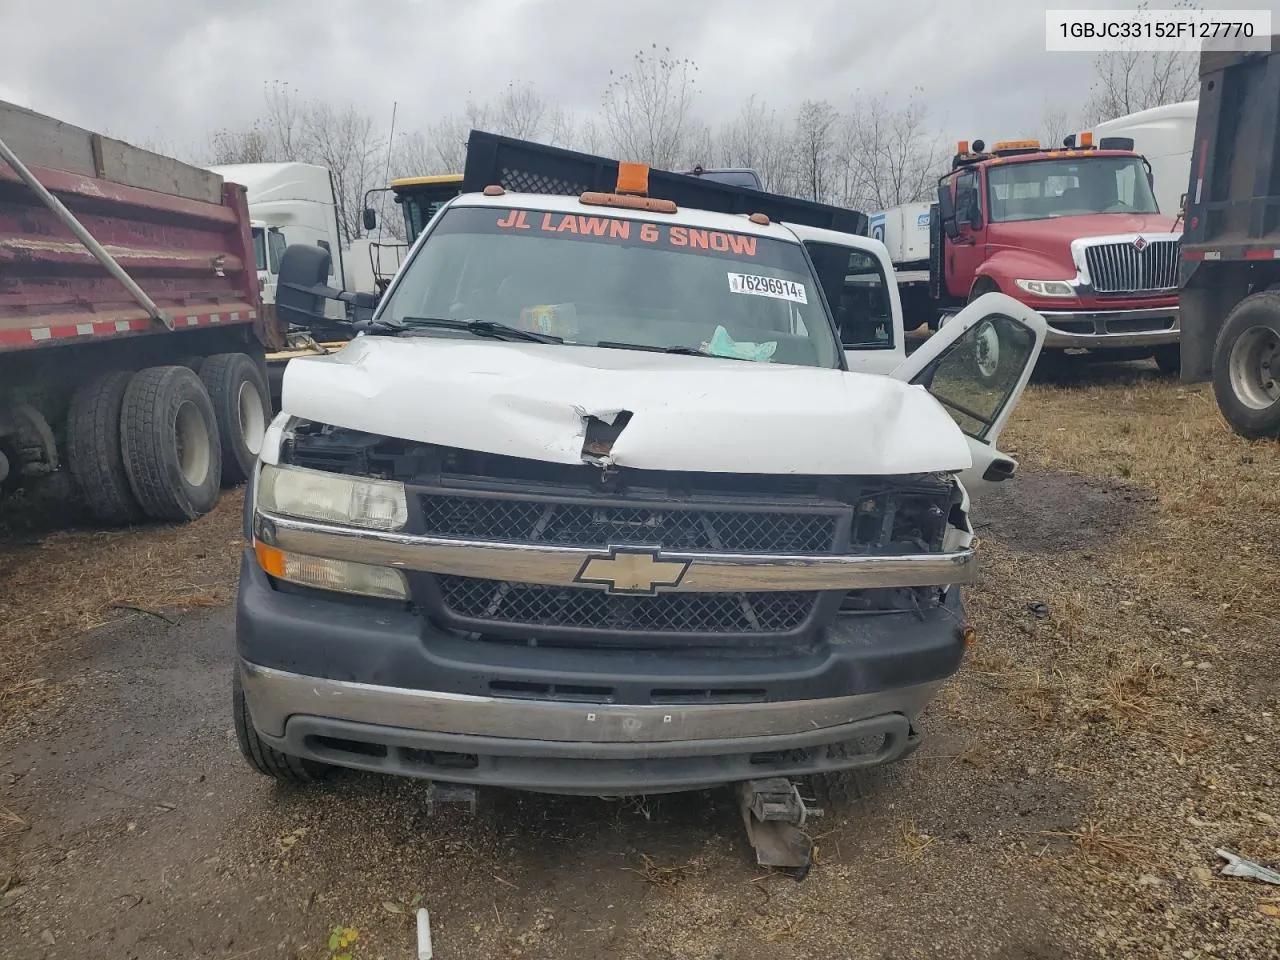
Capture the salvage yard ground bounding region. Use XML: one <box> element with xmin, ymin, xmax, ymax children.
<box><xmin>1</xmin><ymin>361</ymin><xmax>1278</xmax><ymax>959</ymax></box>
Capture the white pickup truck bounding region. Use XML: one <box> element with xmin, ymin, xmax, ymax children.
<box><xmin>231</xmin><ymin>172</ymin><xmax>1045</xmax><ymax>824</ymax></box>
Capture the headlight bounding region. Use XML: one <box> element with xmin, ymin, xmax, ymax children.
<box><xmin>255</xmin><ymin>542</ymin><xmax>408</xmax><ymax>600</ymax></box>
<box><xmin>1014</xmin><ymin>278</ymin><xmax>1076</xmax><ymax>298</ymax></box>
<box><xmin>257</xmin><ymin>463</ymin><xmax>408</xmax><ymax>530</ymax></box>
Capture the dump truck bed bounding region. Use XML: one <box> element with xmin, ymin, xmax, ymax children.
<box><xmin>0</xmin><ymin>100</ymin><xmax>266</xmax><ymax>354</ymax></box>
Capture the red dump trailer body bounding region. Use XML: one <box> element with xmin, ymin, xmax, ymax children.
<box><xmin>0</xmin><ymin>100</ymin><xmax>281</xmax><ymax>524</ymax></box>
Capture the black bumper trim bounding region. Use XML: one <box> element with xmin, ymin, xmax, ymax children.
<box><xmin>266</xmin><ymin>712</ymin><xmax>919</xmax><ymax>795</ymax></box>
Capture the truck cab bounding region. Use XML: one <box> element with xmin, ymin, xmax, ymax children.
<box><xmin>233</xmin><ymin>146</ymin><xmax>1048</xmax><ymax>818</ymax></box>
<box><xmin>935</xmin><ymin>138</ymin><xmax>1183</xmax><ymax>370</ymax></box>
<box><xmin>208</xmin><ymin>162</ymin><xmax>349</xmax><ymax>323</ymax></box>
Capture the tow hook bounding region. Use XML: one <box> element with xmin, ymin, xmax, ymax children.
<box><xmin>737</xmin><ymin>778</ymin><xmax>823</xmax><ymax>879</ymax></box>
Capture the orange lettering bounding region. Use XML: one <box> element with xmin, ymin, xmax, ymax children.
<box><xmin>556</xmin><ymin>215</ymin><xmax>578</xmax><ymax>233</ymax></box>
<box><xmin>577</xmin><ymin>216</ymin><xmax>610</xmax><ymax>236</ymax></box>
<box><xmin>709</xmin><ymin>231</ymin><xmax>729</xmax><ymax>252</ymax></box>
<box><xmin>540</xmin><ymin>213</ymin><xmax>555</xmax><ymax>231</ymax></box>
<box><xmin>496</xmin><ymin>210</ymin><xmax>521</xmax><ymax>228</ymax></box>
<box><xmin>516</xmin><ymin>211</ymin><xmax>530</xmax><ymax>229</ymax></box>
<box><xmin>640</xmin><ymin>223</ymin><xmax>660</xmax><ymax>243</ymax></box>
<box><xmin>726</xmin><ymin>234</ymin><xmax>757</xmax><ymax>256</ymax></box>
<box><xmin>688</xmin><ymin>229</ymin><xmax>709</xmax><ymax>249</ymax></box>
<box><xmin>668</xmin><ymin>226</ymin><xmax>687</xmax><ymax>246</ymax></box>
<box><xmin>608</xmin><ymin>219</ymin><xmax>631</xmax><ymax>239</ymax></box>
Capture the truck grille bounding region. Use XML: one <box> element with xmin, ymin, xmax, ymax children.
<box><xmin>419</xmin><ymin>495</ymin><xmax>841</xmax><ymax>554</ymax></box>
<box><xmin>436</xmin><ymin>576</ymin><xmax>817</xmax><ymax>636</ymax></box>
<box><xmin>1084</xmin><ymin>239</ymin><xmax>1179</xmax><ymax>294</ymax></box>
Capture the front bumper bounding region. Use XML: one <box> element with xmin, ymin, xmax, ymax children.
<box><xmin>235</xmin><ymin>551</ymin><xmax>965</xmax><ymax>794</ymax></box>
<box><xmin>1037</xmin><ymin>304</ymin><xmax>1179</xmax><ymax>350</ymax></box>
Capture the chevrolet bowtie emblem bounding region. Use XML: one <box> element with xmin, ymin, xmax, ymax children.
<box><xmin>574</xmin><ymin>547</ymin><xmax>690</xmax><ymax>596</ymax></box>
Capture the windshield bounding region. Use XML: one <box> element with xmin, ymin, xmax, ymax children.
<box><xmin>986</xmin><ymin>157</ymin><xmax>1159</xmax><ymax>222</ymax></box>
<box><xmin>378</xmin><ymin>205</ymin><xmax>841</xmax><ymax>368</ymax></box>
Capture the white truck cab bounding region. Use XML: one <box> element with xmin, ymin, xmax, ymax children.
<box><xmin>233</xmin><ymin>170</ymin><xmax>1046</xmax><ymax>836</ymax></box>
<box><xmin>209</xmin><ymin>162</ymin><xmax>349</xmax><ymax>321</ymax></box>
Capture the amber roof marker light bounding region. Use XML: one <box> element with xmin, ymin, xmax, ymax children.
<box><xmin>615</xmin><ymin>161</ymin><xmax>650</xmax><ymax>196</ymax></box>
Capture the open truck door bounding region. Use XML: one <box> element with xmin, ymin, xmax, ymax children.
<box><xmin>889</xmin><ymin>292</ymin><xmax>1046</xmax><ymax>493</ymax></box>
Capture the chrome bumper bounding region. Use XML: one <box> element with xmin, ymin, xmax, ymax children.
<box><xmin>239</xmin><ymin>659</ymin><xmax>942</xmax><ymax>744</ymax></box>
<box><xmin>255</xmin><ymin>511</ymin><xmax>977</xmax><ymax>593</ymax></box>
<box><xmin>1038</xmin><ymin>305</ymin><xmax>1180</xmax><ymax>350</ymax></box>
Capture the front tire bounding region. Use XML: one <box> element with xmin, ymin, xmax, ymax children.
<box><xmin>1212</xmin><ymin>291</ymin><xmax>1280</xmax><ymax>439</ymax></box>
<box><xmin>233</xmin><ymin>671</ymin><xmax>329</xmax><ymax>784</ymax></box>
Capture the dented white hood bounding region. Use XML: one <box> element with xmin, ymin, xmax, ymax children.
<box><xmin>279</xmin><ymin>337</ymin><xmax>973</xmax><ymax>475</ymax></box>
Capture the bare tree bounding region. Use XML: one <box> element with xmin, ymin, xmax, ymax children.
<box><xmin>601</xmin><ymin>45</ymin><xmax>699</xmax><ymax>167</ymax></box>
<box><xmin>1040</xmin><ymin>101</ymin><xmax>1078</xmax><ymax>149</ymax></box>
<box><xmin>712</xmin><ymin>96</ymin><xmax>793</xmax><ymax>193</ymax></box>
<box><xmin>791</xmin><ymin>100</ymin><xmax>839</xmax><ymax>202</ymax></box>
<box><xmin>300</xmin><ymin>101</ymin><xmax>382</xmax><ymax>242</ymax></box>
<box><xmin>262</xmin><ymin>81</ymin><xmax>305</xmax><ymax>160</ymax></box>
<box><xmin>839</xmin><ymin>91</ymin><xmax>945</xmax><ymax>211</ymax></box>
<box><xmin>1084</xmin><ymin>0</ymin><xmax>1200</xmax><ymax>122</ymax></box>
<box><xmin>208</xmin><ymin>124</ymin><xmax>273</xmax><ymax>164</ymax></box>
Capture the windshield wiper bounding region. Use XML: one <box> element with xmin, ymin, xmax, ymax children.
<box><xmin>595</xmin><ymin>341</ymin><xmax>722</xmax><ymax>358</ymax></box>
<box><xmin>397</xmin><ymin>316</ymin><xmax>562</xmax><ymax>344</ymax></box>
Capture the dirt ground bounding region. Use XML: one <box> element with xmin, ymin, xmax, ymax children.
<box><xmin>1</xmin><ymin>361</ymin><xmax>1278</xmax><ymax>959</ymax></box>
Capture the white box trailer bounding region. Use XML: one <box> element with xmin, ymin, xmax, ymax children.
<box><xmin>1092</xmin><ymin>100</ymin><xmax>1197</xmax><ymax>218</ymax></box>
<box><xmin>869</xmin><ymin>202</ymin><xmax>934</xmax><ymax>332</ymax></box>
<box><xmin>868</xmin><ymin>202</ymin><xmax>932</xmax><ymax>268</ymax></box>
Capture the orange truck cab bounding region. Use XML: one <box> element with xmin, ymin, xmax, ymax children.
<box><xmin>932</xmin><ymin>136</ymin><xmax>1182</xmax><ymax>372</ymax></box>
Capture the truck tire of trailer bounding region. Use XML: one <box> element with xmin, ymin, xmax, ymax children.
<box><xmin>120</xmin><ymin>366</ymin><xmax>224</xmax><ymax>521</ymax></box>
<box><xmin>1211</xmin><ymin>290</ymin><xmax>1280</xmax><ymax>439</ymax></box>
<box><xmin>65</xmin><ymin>371</ymin><xmax>144</xmax><ymax>526</ymax></box>
<box><xmin>198</xmin><ymin>353</ymin><xmax>271</xmax><ymax>486</ymax></box>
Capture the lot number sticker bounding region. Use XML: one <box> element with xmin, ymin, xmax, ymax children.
<box><xmin>727</xmin><ymin>273</ymin><xmax>808</xmax><ymax>304</ymax></box>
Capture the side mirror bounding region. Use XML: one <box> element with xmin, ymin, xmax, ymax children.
<box><xmin>1179</xmin><ymin>192</ymin><xmax>1188</xmax><ymax>215</ymax></box>
<box><xmin>937</xmin><ymin>183</ymin><xmax>960</xmax><ymax>240</ymax></box>
<box><xmin>362</xmin><ymin>207</ymin><xmax>377</xmax><ymax>232</ymax></box>
<box><xmin>275</xmin><ymin>244</ymin><xmax>334</xmax><ymax>328</ymax></box>
<box><xmin>351</xmin><ymin>291</ymin><xmax>378</xmax><ymax>311</ymax></box>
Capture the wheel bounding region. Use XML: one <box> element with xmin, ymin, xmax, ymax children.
<box><xmin>120</xmin><ymin>365</ymin><xmax>222</xmax><ymax>521</ymax></box>
<box><xmin>198</xmin><ymin>353</ymin><xmax>270</xmax><ymax>486</ymax></box>
<box><xmin>1152</xmin><ymin>344</ymin><xmax>1181</xmax><ymax>376</ymax></box>
<box><xmin>973</xmin><ymin>317</ymin><xmax>1005</xmax><ymax>386</ymax></box>
<box><xmin>1211</xmin><ymin>291</ymin><xmax>1280</xmax><ymax>439</ymax></box>
<box><xmin>233</xmin><ymin>670</ymin><xmax>329</xmax><ymax>784</ymax></box>
<box><xmin>966</xmin><ymin>283</ymin><xmax>1006</xmax><ymax>386</ymax></box>
<box><xmin>65</xmin><ymin>371</ymin><xmax>143</xmax><ymax>526</ymax></box>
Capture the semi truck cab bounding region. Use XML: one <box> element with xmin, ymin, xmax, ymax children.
<box><xmin>934</xmin><ymin>137</ymin><xmax>1183</xmax><ymax>371</ymax></box>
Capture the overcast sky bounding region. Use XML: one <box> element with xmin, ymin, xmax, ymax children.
<box><xmin>0</xmin><ymin>0</ymin><xmax>1273</xmax><ymax>161</ymax></box>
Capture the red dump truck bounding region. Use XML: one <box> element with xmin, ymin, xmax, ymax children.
<box><xmin>0</xmin><ymin>100</ymin><xmax>281</xmax><ymax>523</ymax></box>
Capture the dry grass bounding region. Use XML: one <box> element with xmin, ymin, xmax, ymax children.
<box><xmin>0</xmin><ymin>491</ymin><xmax>244</xmax><ymax>727</ymax></box>
<box><xmin>1041</xmin><ymin>820</ymin><xmax>1150</xmax><ymax>866</ymax></box>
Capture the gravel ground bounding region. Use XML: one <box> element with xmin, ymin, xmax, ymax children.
<box><xmin>0</xmin><ymin>362</ymin><xmax>1277</xmax><ymax>959</ymax></box>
